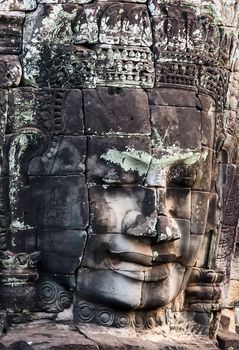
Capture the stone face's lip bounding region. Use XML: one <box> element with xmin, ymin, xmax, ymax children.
<box><xmin>108</xmin><ymin>249</ymin><xmax>179</xmax><ymax>266</ymax></box>
<box><xmin>114</xmin><ymin>268</ymin><xmax>169</xmax><ymax>282</ymax></box>
<box><xmin>105</xmin><ymin>256</ymin><xmax>170</xmax><ymax>282</ymax></box>
<box><xmin>108</xmin><ymin>250</ymin><xmax>153</xmax><ymax>266</ymax></box>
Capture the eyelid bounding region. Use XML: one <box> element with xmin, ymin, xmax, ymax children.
<box><xmin>167</xmin><ymin>163</ymin><xmax>198</xmax><ymax>185</ymax></box>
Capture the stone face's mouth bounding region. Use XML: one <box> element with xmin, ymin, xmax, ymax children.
<box><xmin>108</xmin><ymin>250</ymin><xmax>152</xmax><ymax>266</ymax></box>
<box><xmin>107</xmin><ymin>248</ymin><xmax>179</xmax><ymax>265</ymax></box>
<box><xmin>105</xmin><ymin>250</ymin><xmax>172</xmax><ymax>282</ymax></box>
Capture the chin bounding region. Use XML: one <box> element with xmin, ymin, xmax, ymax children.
<box><xmin>76</xmin><ymin>263</ymin><xmax>186</xmax><ymax>311</ymax></box>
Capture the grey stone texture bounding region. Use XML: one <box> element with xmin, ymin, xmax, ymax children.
<box><xmin>1</xmin><ymin>0</ymin><xmax>239</xmax><ymax>349</ymax></box>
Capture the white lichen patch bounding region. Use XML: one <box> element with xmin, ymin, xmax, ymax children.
<box><xmin>101</xmin><ymin>146</ymin><xmax>207</xmax><ymax>179</ymax></box>
<box><xmin>101</xmin><ymin>147</ymin><xmax>152</xmax><ymax>176</ymax></box>
<box><xmin>8</xmin><ymin>132</ymin><xmax>42</xmax><ymax>230</ymax></box>
<box><xmin>22</xmin><ymin>4</ymin><xmax>80</xmax><ymax>85</ymax></box>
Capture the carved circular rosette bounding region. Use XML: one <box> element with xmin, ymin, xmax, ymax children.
<box><xmin>39</xmin><ymin>281</ymin><xmax>58</xmax><ymax>304</ymax></box>
<box><xmin>146</xmin><ymin>314</ymin><xmax>156</xmax><ymax>329</ymax></box>
<box><xmin>95</xmin><ymin>308</ymin><xmax>114</xmax><ymax>327</ymax></box>
<box><xmin>55</xmin><ymin>291</ymin><xmax>72</xmax><ymax>311</ymax></box>
<box><xmin>133</xmin><ymin>313</ymin><xmax>145</xmax><ymax>329</ymax></box>
<box><xmin>115</xmin><ymin>313</ymin><xmax>131</xmax><ymax>328</ymax></box>
<box><xmin>38</xmin><ymin>281</ymin><xmax>72</xmax><ymax>312</ymax></box>
<box><xmin>74</xmin><ymin>301</ymin><xmax>95</xmax><ymax>323</ymax></box>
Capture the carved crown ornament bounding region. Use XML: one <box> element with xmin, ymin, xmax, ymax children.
<box><xmin>0</xmin><ymin>0</ymin><xmax>239</xmax><ymax>347</ymax></box>
<box><xmin>20</xmin><ymin>0</ymin><xmax>239</xmax><ymax>112</ymax></box>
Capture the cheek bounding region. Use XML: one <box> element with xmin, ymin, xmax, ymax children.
<box><xmin>181</xmin><ymin>235</ymin><xmax>204</xmax><ymax>267</ymax></box>
<box><xmin>140</xmin><ymin>264</ymin><xmax>186</xmax><ymax>309</ymax></box>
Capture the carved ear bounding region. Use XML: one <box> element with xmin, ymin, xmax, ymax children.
<box><xmin>29</xmin><ymin>251</ymin><xmax>41</xmax><ymax>265</ymax></box>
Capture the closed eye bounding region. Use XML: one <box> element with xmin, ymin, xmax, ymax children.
<box><xmin>167</xmin><ymin>162</ymin><xmax>198</xmax><ymax>187</ymax></box>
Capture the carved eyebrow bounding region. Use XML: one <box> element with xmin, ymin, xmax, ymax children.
<box><xmin>100</xmin><ymin>148</ymin><xmax>151</xmax><ymax>176</ymax></box>
<box><xmin>100</xmin><ymin>147</ymin><xmax>207</xmax><ymax>175</ymax></box>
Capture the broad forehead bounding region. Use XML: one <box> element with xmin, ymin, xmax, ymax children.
<box><xmin>7</xmin><ymin>86</ymin><xmax>215</xmax><ymax>151</ymax></box>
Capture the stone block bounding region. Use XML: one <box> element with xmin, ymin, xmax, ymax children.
<box><xmin>219</xmin><ymin>164</ymin><xmax>239</xmax><ymax>227</ymax></box>
<box><xmin>227</xmin><ymin>280</ymin><xmax>239</xmax><ymax>306</ymax></box>
<box><xmin>95</xmin><ymin>44</ymin><xmax>154</xmax><ymax>89</ymax></box>
<box><xmin>217</xmin><ymin>330</ymin><xmax>239</xmax><ymax>350</ymax></box>
<box><xmin>40</xmin><ymin>252</ymin><xmax>82</xmax><ymax>274</ymax></box>
<box><xmin>83</xmin><ymin>88</ymin><xmax>151</xmax><ymax>135</ymax></box>
<box><xmin>61</xmin><ymin>89</ymin><xmax>84</xmax><ymax>135</ymax></box>
<box><xmin>157</xmin><ymin>188</ymin><xmax>191</xmax><ymax>220</ymax></box>
<box><xmin>23</xmin><ymin>175</ymin><xmax>88</xmax><ymax>229</ymax></box>
<box><xmin>22</xmin><ymin>5</ymin><xmax>96</xmax><ymax>88</ymax></box>
<box><xmin>7</xmin><ymin>89</ymin><xmax>84</xmax><ymax>135</ymax></box>
<box><xmin>43</xmin><ymin>273</ymin><xmax>76</xmax><ymax>291</ymax></box>
<box><xmin>0</xmin><ymin>12</ymin><xmax>24</xmax><ymax>54</ymax></box>
<box><xmin>0</xmin><ymin>90</ymin><xmax>7</xmax><ymax>156</ymax></box>
<box><xmin>9</xmin><ymin>229</ymin><xmax>37</xmax><ymax>253</ymax></box>
<box><xmin>231</xmin><ymin>244</ymin><xmax>239</xmax><ymax>280</ymax></box>
<box><xmin>148</xmin><ymin>88</ymin><xmax>197</xmax><ymax>107</ymax></box>
<box><xmin>193</xmin><ymin>147</ymin><xmax>213</xmax><ymax>192</ymax></box>
<box><xmin>29</xmin><ymin>136</ymin><xmax>86</xmax><ymax>175</ymax></box>
<box><xmin>76</xmin><ymin>268</ymin><xmax>142</xmax><ymax>309</ymax></box>
<box><xmin>196</xmin><ymin>230</ymin><xmax>212</xmax><ymax>267</ymax></box>
<box><xmin>7</xmin><ymin>88</ymin><xmax>43</xmax><ymax>132</ymax></box>
<box><xmin>89</xmin><ymin>185</ymin><xmax>157</xmax><ymax>235</ymax></box>
<box><xmin>38</xmin><ymin>229</ymin><xmax>87</xmax><ymax>257</ymax></box>
<box><xmin>150</xmin><ymin>106</ymin><xmax>201</xmax><ymax>149</ymax></box>
<box><xmin>0</xmin><ymin>285</ymin><xmax>38</xmax><ymax>312</ymax></box>
<box><xmin>39</xmin><ymin>0</ymin><xmax>91</xmax><ymax>3</ymax></box>
<box><xmin>0</xmin><ymin>56</ymin><xmax>21</xmax><ymax>88</ymax></box>
<box><xmin>0</xmin><ymin>1</ymin><xmax>37</xmax><ymax>11</ymax></box>
<box><xmin>98</xmin><ymin>3</ymin><xmax>152</xmax><ymax>47</ymax></box>
<box><xmin>183</xmin><ymin>235</ymin><xmax>204</xmax><ymax>267</ymax></box>
<box><xmin>206</xmin><ymin>193</ymin><xmax>219</xmax><ymax>231</ymax></box>
<box><xmin>201</xmin><ymin>110</ymin><xmax>215</xmax><ymax>148</ymax></box>
<box><xmin>87</xmin><ymin>136</ymin><xmax>151</xmax><ymax>184</ymax></box>
<box><xmin>191</xmin><ymin>191</ymin><xmax>210</xmax><ymax>235</ymax></box>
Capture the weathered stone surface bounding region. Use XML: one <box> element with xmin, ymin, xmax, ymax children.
<box><xmin>191</xmin><ymin>191</ymin><xmax>210</xmax><ymax>235</ymax></box>
<box><xmin>83</xmin><ymin>88</ymin><xmax>150</xmax><ymax>135</ymax></box>
<box><xmin>193</xmin><ymin>148</ymin><xmax>213</xmax><ymax>192</ymax></box>
<box><xmin>9</xmin><ymin>229</ymin><xmax>37</xmax><ymax>253</ymax></box>
<box><xmin>22</xmin><ymin>4</ymin><xmax>95</xmax><ymax>88</ymax></box>
<box><xmin>0</xmin><ymin>321</ymin><xmax>220</xmax><ymax>349</ymax></box>
<box><xmin>7</xmin><ymin>88</ymin><xmax>84</xmax><ymax>134</ymax></box>
<box><xmin>89</xmin><ymin>185</ymin><xmax>157</xmax><ymax>235</ymax></box>
<box><xmin>217</xmin><ymin>330</ymin><xmax>239</xmax><ymax>350</ymax></box>
<box><xmin>157</xmin><ymin>188</ymin><xmax>191</xmax><ymax>220</ymax></box>
<box><xmin>40</xmin><ymin>251</ymin><xmax>82</xmax><ymax>274</ymax></box>
<box><xmin>1</xmin><ymin>0</ymin><xmax>239</xmax><ymax>343</ymax></box>
<box><xmin>0</xmin><ymin>1</ymin><xmax>37</xmax><ymax>11</ymax></box>
<box><xmin>148</xmin><ymin>88</ymin><xmax>197</xmax><ymax>108</ymax></box>
<box><xmin>150</xmin><ymin>106</ymin><xmax>201</xmax><ymax>149</ymax></box>
<box><xmin>20</xmin><ymin>176</ymin><xmax>89</xmax><ymax>229</ymax></box>
<box><xmin>87</xmin><ymin>136</ymin><xmax>151</xmax><ymax>184</ymax></box>
<box><xmin>227</xmin><ymin>279</ymin><xmax>239</xmax><ymax>305</ymax></box>
<box><xmin>0</xmin><ymin>12</ymin><xmax>24</xmax><ymax>54</ymax></box>
<box><xmin>38</xmin><ymin>229</ymin><xmax>87</xmax><ymax>256</ymax></box>
<box><xmin>29</xmin><ymin>136</ymin><xmax>86</xmax><ymax>175</ymax></box>
<box><xmin>98</xmin><ymin>3</ymin><xmax>152</xmax><ymax>47</ymax></box>
<box><xmin>0</xmin><ymin>285</ymin><xmax>38</xmax><ymax>312</ymax></box>
<box><xmin>95</xmin><ymin>44</ymin><xmax>154</xmax><ymax>88</ymax></box>
<box><xmin>0</xmin><ymin>56</ymin><xmax>21</xmax><ymax>88</ymax></box>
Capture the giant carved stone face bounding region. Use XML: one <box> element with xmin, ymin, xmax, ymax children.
<box><xmin>3</xmin><ymin>0</ymin><xmax>238</xmax><ymax>333</ymax></box>
<box><xmin>74</xmin><ymin>87</ymin><xmax>211</xmax><ymax>314</ymax></box>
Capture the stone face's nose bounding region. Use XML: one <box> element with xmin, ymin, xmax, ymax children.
<box><xmin>155</xmin><ymin>215</ymin><xmax>181</xmax><ymax>242</ymax></box>
<box><xmin>122</xmin><ymin>210</ymin><xmax>181</xmax><ymax>243</ymax></box>
<box><xmin>122</xmin><ymin>210</ymin><xmax>158</xmax><ymax>238</ymax></box>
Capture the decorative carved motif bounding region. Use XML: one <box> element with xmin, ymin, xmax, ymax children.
<box><xmin>38</xmin><ymin>280</ymin><xmax>72</xmax><ymax>312</ymax></box>
<box><xmin>1</xmin><ymin>0</ymin><xmax>239</xmax><ymax>346</ymax></box>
